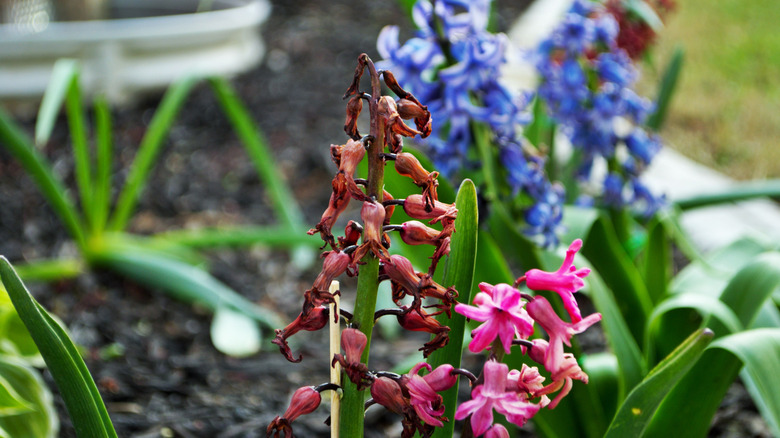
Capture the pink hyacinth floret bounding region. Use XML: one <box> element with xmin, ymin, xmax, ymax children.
<box><xmin>405</xmin><ymin>362</ymin><xmax>455</xmax><ymax>427</ymax></box>
<box><xmin>525</xmin><ymin>296</ymin><xmax>602</xmax><ymax>381</ymax></box>
<box><xmin>455</xmin><ymin>360</ymin><xmax>540</xmax><ymax>436</ymax></box>
<box><xmin>523</xmin><ymin>238</ymin><xmax>591</xmax><ymax>322</ymax></box>
<box><xmin>454</xmin><ymin>283</ymin><xmax>534</xmax><ymax>354</ymax></box>
<box><xmin>527</xmin><ymin>338</ymin><xmax>591</xmax><ymax>409</ymax></box>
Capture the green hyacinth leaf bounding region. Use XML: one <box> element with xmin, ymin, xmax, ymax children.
<box><xmin>604</xmin><ymin>328</ymin><xmax>713</xmax><ymax>438</ymax></box>
<box><xmin>646</xmin><ymin>329</ymin><xmax>780</xmax><ymax>438</ymax></box>
<box><xmin>0</xmin><ymin>257</ymin><xmax>116</xmax><ymax>437</ymax></box>
<box><xmin>428</xmin><ymin>179</ymin><xmax>478</xmax><ymax>438</ymax></box>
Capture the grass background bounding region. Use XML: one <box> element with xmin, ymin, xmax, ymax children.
<box><xmin>639</xmin><ymin>0</ymin><xmax>780</xmax><ymax>180</ymax></box>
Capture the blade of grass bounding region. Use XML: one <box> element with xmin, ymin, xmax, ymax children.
<box><xmin>35</xmin><ymin>59</ymin><xmax>78</xmax><ymax>147</ymax></box>
<box><xmin>152</xmin><ymin>225</ymin><xmax>321</xmax><ymax>249</ymax></box>
<box><xmin>487</xmin><ymin>202</ymin><xmax>544</xmax><ymax>271</ymax></box>
<box><xmin>718</xmin><ymin>252</ymin><xmax>780</xmax><ymax>328</ymax></box>
<box><xmin>109</xmin><ymin>76</ymin><xmax>199</xmax><ymax>231</ymax></box>
<box><xmin>64</xmin><ymin>66</ymin><xmax>94</xmax><ymax>229</ymax></box>
<box><xmin>646</xmin><ymin>46</ymin><xmax>683</xmax><ymax>131</ymax></box>
<box><xmin>641</xmin><ymin>218</ymin><xmax>670</xmax><ymax>304</ymax></box>
<box><xmin>583</xmin><ymin>264</ymin><xmax>647</xmax><ymax>398</ymax></box>
<box><xmin>581</xmin><ymin>213</ymin><xmax>652</xmax><ymax>344</ymax></box>
<box><xmin>646</xmin><ymin>293</ymin><xmax>742</xmax><ymax>365</ymax></box>
<box><xmin>428</xmin><ymin>180</ymin><xmax>478</xmax><ymax>438</ymax></box>
<box><xmin>0</xmin><ymin>257</ymin><xmax>117</xmax><ymax>437</ymax></box>
<box><xmin>674</xmin><ymin>179</ymin><xmax>780</xmax><ymax>210</ymax></box>
<box><xmin>207</xmin><ymin>77</ymin><xmax>305</xmax><ymax>229</ymax></box>
<box><xmin>604</xmin><ymin>328</ymin><xmax>713</xmax><ymax>438</ymax></box>
<box><xmin>12</xmin><ymin>259</ymin><xmax>84</xmax><ymax>283</ymax></box>
<box><xmin>725</xmin><ymin>330</ymin><xmax>780</xmax><ymax>437</ymax></box>
<box><xmin>0</xmin><ymin>107</ymin><xmax>87</xmax><ymax>249</ymax></box>
<box><xmin>92</xmin><ymin>95</ymin><xmax>113</xmax><ymax>234</ymax></box>
<box><xmin>646</xmin><ymin>329</ymin><xmax>779</xmax><ymax>437</ymax></box>
<box><xmin>89</xmin><ymin>245</ymin><xmax>283</xmax><ymax>329</ymax></box>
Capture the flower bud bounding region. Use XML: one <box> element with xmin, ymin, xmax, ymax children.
<box><xmin>486</xmin><ymin>424</ymin><xmax>510</xmax><ymax>438</ymax></box>
<box><xmin>403</xmin><ymin>195</ymin><xmax>457</xmax><ymax>229</ymax></box>
<box><xmin>398</xmin><ymin>220</ymin><xmax>440</xmax><ymax>246</ymax></box>
<box><xmin>396</xmin><ymin>98</ymin><xmax>427</xmax><ymax>120</ymax></box>
<box><xmin>394</xmin><ymin>306</ymin><xmax>450</xmax><ymax>356</ymax></box>
<box><xmin>351</xmin><ymin>199</ymin><xmax>391</xmax><ymax>265</ymax></box>
<box><xmin>341</xmin><ymin>328</ymin><xmax>367</xmax><ymax>364</ymax></box>
<box><xmin>312</xmin><ymin>250</ymin><xmax>352</xmax><ymax>291</ymax></box>
<box><xmin>370</xmin><ymin>376</ymin><xmax>408</xmax><ymax>415</ymax></box>
<box><xmin>344</xmin><ymin>95</ymin><xmax>363</xmax><ymax>140</ymax></box>
<box><xmin>283</xmin><ymin>386</ymin><xmax>322</xmax><ymax>422</ymax></box>
<box><xmin>394</xmin><ymin>153</ymin><xmax>435</xmax><ymax>186</ymax></box>
<box><xmin>338</xmin><ymin>220</ymin><xmax>363</xmax><ymax>249</ymax></box>
<box><xmin>267</xmin><ymin>386</ymin><xmax>322</xmax><ymax>437</ymax></box>
<box><xmin>272</xmin><ymin>307</ymin><xmax>330</xmax><ymax>362</ymax></box>
<box><xmin>423</xmin><ymin>364</ymin><xmax>458</xmax><ymax>392</ymax></box>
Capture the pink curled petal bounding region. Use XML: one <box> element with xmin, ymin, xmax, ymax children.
<box><xmin>486</xmin><ymin>424</ymin><xmax>510</xmax><ymax>438</ymax></box>
<box><xmin>482</xmin><ymin>361</ymin><xmax>509</xmax><ymax>397</ymax></box>
<box><xmin>478</xmin><ymin>282</ymin><xmax>496</xmax><ymax>297</ymax></box>
<box><xmin>547</xmin><ymin>378</ymin><xmax>573</xmax><ymax>409</ymax></box>
<box><xmin>497</xmin><ymin>322</ymin><xmax>516</xmax><ymax>355</ymax></box>
<box><xmin>410</xmin><ymin>362</ymin><xmax>432</xmax><ymax>376</ymax></box>
<box><xmin>494</xmin><ymin>284</ymin><xmax>522</xmax><ymax>310</ymax></box>
<box><xmin>470</xmin><ymin>400</ymin><xmax>496</xmax><ymax>437</ymax></box>
<box><xmin>454</xmin><ymin>396</ymin><xmax>481</xmax><ymax>420</ymax></box>
<box><xmin>572</xmin><ymin>312</ymin><xmax>602</xmax><ymax>334</ymax></box>
<box><xmin>424</xmin><ymin>364</ymin><xmax>457</xmax><ymax>392</ymax></box>
<box><xmin>407</xmin><ymin>375</ymin><xmax>444</xmax><ymax>427</ymax></box>
<box><xmin>499</xmin><ymin>397</ymin><xmax>541</xmax><ymax>427</ymax></box>
<box><xmin>469</xmin><ymin>321</ymin><xmax>499</xmax><ymax>353</ymax></box>
<box><xmin>472</xmin><ymin>291</ymin><xmax>494</xmax><ymax>307</ymax></box>
<box><xmin>455</xmin><ymin>303</ymin><xmax>493</xmax><ymax>322</ymax></box>
<box><xmin>560</xmin><ymin>291</ymin><xmax>583</xmax><ymax>323</ymax></box>
<box><xmin>415</xmin><ymin>405</ymin><xmax>444</xmax><ymax>427</ymax></box>
<box><xmin>509</xmin><ymin>310</ymin><xmax>535</xmax><ymax>339</ymax></box>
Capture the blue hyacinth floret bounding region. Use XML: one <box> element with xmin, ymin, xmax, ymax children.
<box><xmin>378</xmin><ymin>0</ymin><xmax>564</xmax><ymax>247</ymax></box>
<box><xmin>535</xmin><ymin>0</ymin><xmax>665</xmax><ymax>217</ymax></box>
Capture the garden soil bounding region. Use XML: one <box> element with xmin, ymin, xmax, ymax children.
<box><xmin>0</xmin><ymin>0</ymin><xmax>771</xmax><ymax>437</ymax></box>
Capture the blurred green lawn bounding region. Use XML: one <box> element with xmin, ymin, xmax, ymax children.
<box><xmin>641</xmin><ymin>0</ymin><xmax>780</xmax><ymax>180</ymax></box>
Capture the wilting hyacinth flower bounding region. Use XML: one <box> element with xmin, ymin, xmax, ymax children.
<box><xmin>378</xmin><ymin>0</ymin><xmax>565</xmax><ymax>247</ymax></box>
<box><xmin>535</xmin><ymin>0</ymin><xmax>665</xmax><ymax>217</ymax></box>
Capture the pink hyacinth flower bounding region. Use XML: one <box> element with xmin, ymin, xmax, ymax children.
<box><xmin>525</xmin><ymin>296</ymin><xmax>601</xmax><ymax>379</ymax></box>
<box><xmin>454</xmin><ymin>283</ymin><xmax>535</xmax><ymax>354</ymax></box>
<box><xmin>523</xmin><ymin>239</ymin><xmax>590</xmax><ymax>322</ymax></box>
<box><xmin>527</xmin><ymin>339</ymin><xmax>590</xmax><ymax>408</ymax></box>
<box><xmin>404</xmin><ymin>362</ymin><xmax>455</xmax><ymax>427</ymax></box>
<box><xmin>455</xmin><ymin>360</ymin><xmax>541</xmax><ymax>436</ymax></box>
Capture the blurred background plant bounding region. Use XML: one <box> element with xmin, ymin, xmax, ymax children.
<box><xmin>0</xmin><ymin>60</ymin><xmax>320</xmax><ymax>357</ymax></box>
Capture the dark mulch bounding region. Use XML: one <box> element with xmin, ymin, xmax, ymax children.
<box><xmin>0</xmin><ymin>1</ymin><xmax>771</xmax><ymax>437</ymax></box>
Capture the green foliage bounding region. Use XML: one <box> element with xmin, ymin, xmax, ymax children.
<box><xmin>0</xmin><ymin>257</ymin><xmax>116</xmax><ymax>437</ymax></box>
<box><xmin>428</xmin><ymin>180</ymin><xmax>479</xmax><ymax>438</ymax></box>
<box><xmin>604</xmin><ymin>328</ymin><xmax>713</xmax><ymax>437</ymax></box>
<box><xmin>646</xmin><ymin>46</ymin><xmax>684</xmax><ymax>131</ymax></box>
<box><xmin>0</xmin><ymin>355</ymin><xmax>58</xmax><ymax>438</ymax></box>
<box><xmin>0</xmin><ymin>59</ymin><xmax>310</xmax><ymax>356</ymax></box>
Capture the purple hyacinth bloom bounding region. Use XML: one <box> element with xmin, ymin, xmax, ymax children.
<box><xmin>535</xmin><ymin>0</ymin><xmax>665</xmax><ymax>216</ymax></box>
<box><xmin>378</xmin><ymin>0</ymin><xmax>565</xmax><ymax>247</ymax></box>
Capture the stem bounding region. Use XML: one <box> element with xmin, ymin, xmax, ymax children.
<box><xmin>339</xmin><ymin>54</ymin><xmax>386</xmax><ymax>438</ymax></box>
